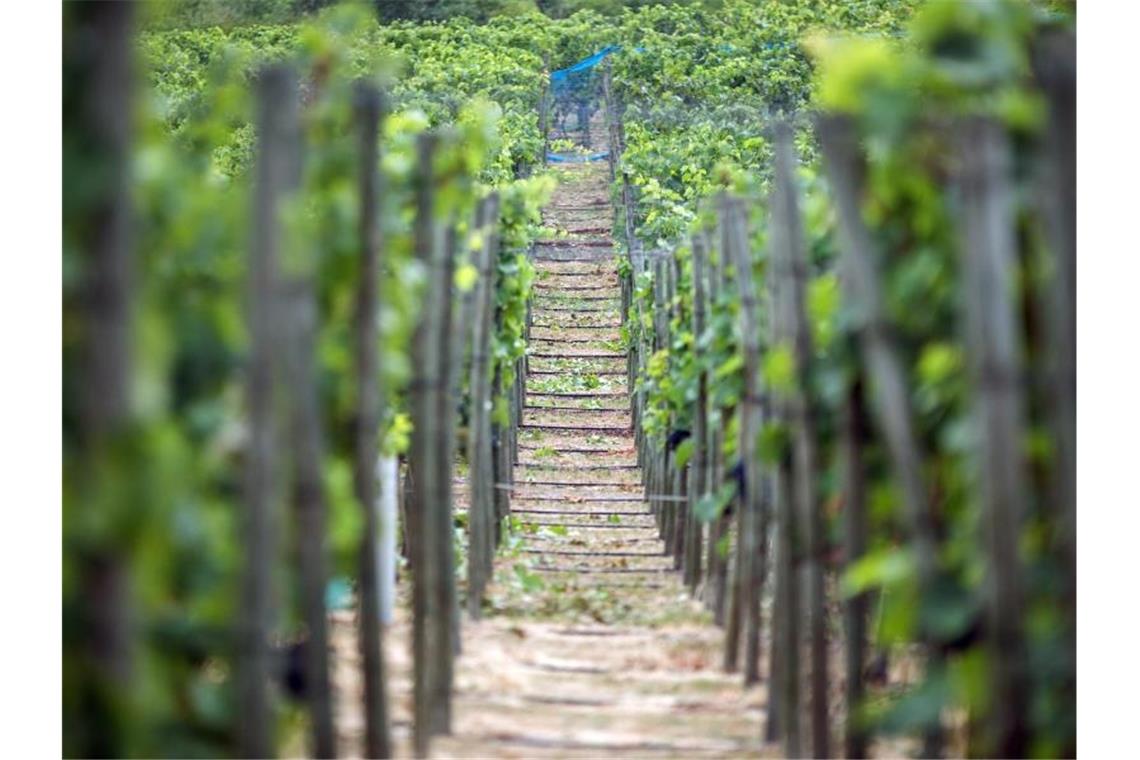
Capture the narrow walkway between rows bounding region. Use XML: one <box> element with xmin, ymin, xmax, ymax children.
<box><xmin>330</xmin><ymin>158</ymin><xmax>765</xmax><ymax>758</ymax></box>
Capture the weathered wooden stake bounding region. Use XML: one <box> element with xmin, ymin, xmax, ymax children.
<box><xmin>432</xmin><ymin>220</ymin><xmax>460</xmax><ymax>733</ymax></box>
<box><xmin>725</xmin><ymin>197</ymin><xmax>769</xmax><ymax>685</ymax></box>
<box><xmin>687</xmin><ymin>234</ymin><xmax>710</xmax><ymax>593</ymax></box>
<box><xmin>66</xmin><ymin>3</ymin><xmax>135</xmax><ymax>754</ymax></box>
<box><xmin>765</xmin><ymin>157</ymin><xmax>800</xmax><ymax>755</ymax></box>
<box><xmin>492</xmin><ymin>361</ymin><xmax>509</xmax><ymax>544</ymax></box>
<box><xmin>704</xmin><ymin>220</ymin><xmax>725</xmax><ymax>620</ymax></box>
<box><xmin>817</xmin><ymin>113</ymin><xmax>946</xmax><ymax>755</ymax></box>
<box><xmin>1031</xmin><ymin>34</ymin><xmax>1076</xmax><ymax>709</ymax></box>
<box><xmin>409</xmin><ymin>131</ymin><xmax>443</xmax><ymax>758</ymax></box>
<box><xmin>283</xmin><ymin>276</ymin><xmax>337</xmax><ymax>758</ymax></box>
<box><xmin>467</xmin><ymin>194</ymin><xmax>500</xmax><ymax>618</ymax></box>
<box><xmin>352</xmin><ymin>81</ymin><xmax>391</xmax><ymax>760</ymax></box>
<box><xmin>842</xmin><ymin>373</ymin><xmax>870</xmax><ymax>759</ymax></box>
<box><xmin>770</xmin><ymin>122</ymin><xmax>829</xmax><ymax>759</ymax></box>
<box><xmin>955</xmin><ymin>117</ymin><xmax>1030</xmax><ymax>758</ymax></box>
<box><xmin>720</xmin><ymin>198</ymin><xmax>745</xmax><ymax>673</ymax></box>
<box><xmin>241</xmin><ymin>62</ymin><xmax>300</xmax><ymax>759</ymax></box>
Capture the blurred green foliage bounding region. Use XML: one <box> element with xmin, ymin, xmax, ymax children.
<box><xmin>65</xmin><ymin>3</ymin><xmax>554</xmax><ymax>755</ymax></box>
<box><xmin>617</xmin><ymin>0</ymin><xmax>1075</xmax><ymax>755</ymax></box>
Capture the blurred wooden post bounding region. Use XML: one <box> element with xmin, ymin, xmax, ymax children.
<box><xmin>707</xmin><ymin>204</ymin><xmax>730</xmax><ymax>627</ymax></box>
<box><xmin>817</xmin><ymin>113</ymin><xmax>944</xmax><ymax>757</ymax></box>
<box><xmin>633</xmin><ymin>250</ymin><xmax>648</xmax><ymax>469</ymax></box>
<box><xmin>352</xmin><ymin>81</ymin><xmax>391</xmax><ymax>760</ymax></box>
<box><xmin>626</xmin><ymin>254</ymin><xmax>637</xmax><ymax>404</ymax></box>
<box><xmin>652</xmin><ymin>257</ymin><xmax>668</xmax><ymax>533</ymax></box>
<box><xmin>955</xmin><ymin>117</ymin><xmax>1030</xmax><ymax>758</ymax></box>
<box><xmin>770</xmin><ymin>122</ymin><xmax>828</xmax><ymax>759</ymax></box>
<box><xmin>686</xmin><ymin>234</ymin><xmax>709</xmax><ymax>594</ymax></box>
<box><xmin>67</xmin><ymin>3</ymin><xmax>135</xmax><ymax>754</ymax></box>
<box><xmin>720</xmin><ymin>197</ymin><xmax>745</xmax><ymax>673</ymax></box>
<box><xmin>661</xmin><ymin>258</ymin><xmax>674</xmax><ymax>538</ymax></box>
<box><xmin>602</xmin><ymin>58</ymin><xmax>618</xmax><ymax>184</ymax></box>
<box><xmin>842</xmin><ymin>373</ymin><xmax>870</xmax><ymax>759</ymax></box>
<box><xmin>1032</xmin><ymin>34</ymin><xmax>1076</xmax><ymax>755</ymax></box>
<box><xmin>724</xmin><ymin>196</ymin><xmax>768</xmax><ymax>686</ymax></box>
<box><xmin>277</xmin><ymin>125</ymin><xmax>344</xmax><ymax>760</ymax></box>
<box><xmin>621</xmin><ymin>170</ymin><xmax>637</xmax><ymax>260</ymax></box>
<box><xmin>539</xmin><ymin>55</ymin><xmax>551</xmax><ymax>168</ymax></box>
<box><xmin>283</xmin><ymin>275</ymin><xmax>336</xmax><ymax>759</ymax></box>
<box><xmin>433</xmin><ymin>220</ymin><xmax>460</xmax><ymax>732</ymax></box>
<box><xmin>641</xmin><ymin>256</ymin><xmax>657</xmax><ymax>524</ymax></box>
<box><xmin>241</xmin><ymin>62</ymin><xmax>300</xmax><ymax>760</ymax></box>
<box><xmin>662</xmin><ymin>257</ymin><xmax>679</xmax><ymax>551</ymax></box>
<box><xmin>409</xmin><ymin>131</ymin><xmax>442</xmax><ymax>758</ymax></box>
<box><xmin>467</xmin><ymin>194</ymin><xmax>500</xmax><ymax>618</ymax></box>
<box><xmin>765</xmin><ymin>154</ymin><xmax>799</xmax><ymax>755</ymax></box>
<box><xmin>492</xmin><ymin>360</ymin><xmax>509</xmax><ymax>545</ymax></box>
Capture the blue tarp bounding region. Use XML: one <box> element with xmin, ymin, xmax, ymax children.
<box><xmin>550</xmin><ymin>45</ymin><xmax>621</xmax><ymax>105</ymax></box>
<box><xmin>546</xmin><ymin>150</ymin><xmax>610</xmax><ymax>163</ymax></box>
<box><xmin>547</xmin><ymin>47</ymin><xmax>621</xmax><ymax>163</ymax></box>
<box><xmin>550</xmin><ymin>45</ymin><xmax>621</xmax><ymax>100</ymax></box>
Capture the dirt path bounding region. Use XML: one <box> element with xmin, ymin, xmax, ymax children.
<box><xmin>329</xmin><ymin>156</ymin><xmax>767</xmax><ymax>759</ymax></box>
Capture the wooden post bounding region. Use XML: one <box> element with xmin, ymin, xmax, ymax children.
<box><xmin>241</xmin><ymin>62</ymin><xmax>300</xmax><ymax>760</ymax></box>
<box><xmin>955</xmin><ymin>117</ymin><xmax>1030</xmax><ymax>758</ymax></box>
<box><xmin>770</xmin><ymin>122</ymin><xmax>828</xmax><ymax>759</ymax></box>
<box><xmin>602</xmin><ymin>58</ymin><xmax>618</xmax><ymax>184</ymax></box>
<box><xmin>671</xmin><ymin>459</ymin><xmax>688</xmax><ymax>568</ymax></box>
<box><xmin>770</xmin><ymin>465</ymin><xmax>799</xmax><ymax>754</ymax></box>
<box><xmin>842</xmin><ymin>373</ymin><xmax>870</xmax><ymax>759</ymax></box>
<box><xmin>661</xmin><ymin>258</ymin><xmax>674</xmax><ymax>541</ymax></box>
<box><xmin>633</xmin><ymin>249</ymin><xmax>648</xmax><ymax>467</ymax></box>
<box><xmin>723</xmin><ymin>196</ymin><xmax>769</xmax><ymax>685</ymax></box>
<box><xmin>662</xmin><ymin>256</ymin><xmax>679</xmax><ymax>552</ymax></box>
<box><xmin>720</xmin><ymin>198</ymin><xmax>744</xmax><ymax>673</ymax></box>
<box><xmin>351</xmin><ymin>81</ymin><xmax>392</xmax><ymax>760</ymax></box>
<box><xmin>765</xmin><ymin>158</ymin><xmax>800</xmax><ymax>756</ymax></box>
<box><xmin>467</xmin><ymin>194</ymin><xmax>500</xmax><ymax>618</ymax></box>
<box><xmin>283</xmin><ymin>275</ymin><xmax>337</xmax><ymax>759</ymax></box>
<box><xmin>433</xmin><ymin>221</ymin><xmax>460</xmax><ymax>731</ymax></box>
<box><xmin>65</xmin><ymin>3</ymin><xmax>135</xmax><ymax>754</ymax></box>
<box><xmin>492</xmin><ymin>361</ymin><xmax>509</xmax><ymax>544</ymax></box>
<box><xmin>686</xmin><ymin>234</ymin><xmax>709</xmax><ymax>593</ymax></box>
<box><xmin>651</xmin><ymin>257</ymin><xmax>667</xmax><ymax>534</ymax></box>
<box><xmin>817</xmin><ymin>114</ymin><xmax>946</xmax><ymax>755</ymax></box>
<box><xmin>621</xmin><ymin>170</ymin><xmax>637</xmax><ymax>259</ymax></box>
<box><xmin>707</xmin><ymin>207</ymin><xmax>730</xmax><ymax>626</ymax></box>
<box><xmin>409</xmin><ymin>131</ymin><xmax>442</xmax><ymax>758</ymax></box>
<box><xmin>1031</xmin><ymin>32</ymin><xmax>1076</xmax><ymax>698</ymax></box>
<box><xmin>539</xmin><ymin>55</ymin><xmax>551</xmax><ymax>168</ymax></box>
<box><xmin>450</xmin><ymin>220</ymin><xmax>476</xmax><ymax>652</ymax></box>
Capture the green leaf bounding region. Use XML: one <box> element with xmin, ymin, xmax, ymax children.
<box><xmin>757</xmin><ymin>421</ymin><xmax>789</xmax><ymax>465</ymax></box>
<box><xmin>674</xmin><ymin>438</ymin><xmax>695</xmax><ymax>469</ymax></box>
<box><xmin>762</xmin><ymin>344</ymin><xmax>796</xmax><ymax>393</ymax></box>
<box><xmin>714</xmin><ymin>353</ymin><xmax>744</xmax><ymax>380</ymax></box>
<box><xmin>381</xmin><ymin>412</ymin><xmax>413</xmax><ymax>456</ymax></box>
<box><xmin>807</xmin><ymin>273</ymin><xmax>841</xmax><ymax>349</ymax></box>
<box><xmin>716</xmin><ymin>530</ymin><xmax>732</xmax><ymax>559</ymax></box>
<box><xmin>513</xmin><ymin>563</ymin><xmax>544</xmax><ymax>593</ymax></box>
<box><xmin>916</xmin><ymin>341</ymin><xmax>962</xmax><ymax>385</ymax></box>
<box><xmin>695</xmin><ymin>482</ymin><xmax>736</xmax><ymax>523</ymax></box>
<box><xmin>841</xmin><ymin>546</ymin><xmax>915</xmax><ymax>597</ymax></box>
<box><xmin>454</xmin><ymin>262</ymin><xmax>479</xmax><ymax>293</ymax></box>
